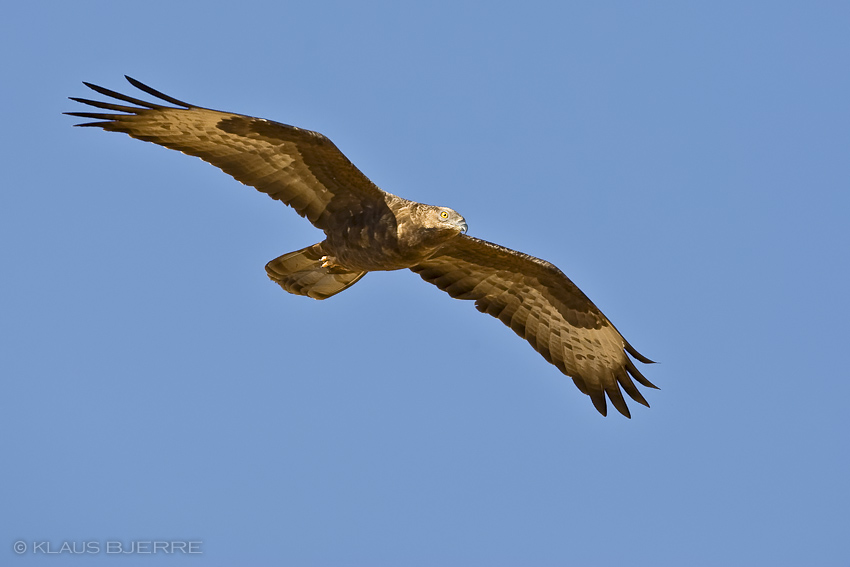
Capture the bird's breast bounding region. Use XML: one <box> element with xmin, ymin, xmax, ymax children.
<box><xmin>323</xmin><ymin>217</ymin><xmax>448</xmax><ymax>272</ymax></box>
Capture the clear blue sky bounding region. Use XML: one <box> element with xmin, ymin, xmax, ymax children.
<box><xmin>2</xmin><ymin>1</ymin><xmax>848</xmax><ymax>565</ymax></box>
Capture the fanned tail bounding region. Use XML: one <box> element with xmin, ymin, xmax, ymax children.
<box><xmin>266</xmin><ymin>243</ymin><xmax>366</xmax><ymax>300</ymax></box>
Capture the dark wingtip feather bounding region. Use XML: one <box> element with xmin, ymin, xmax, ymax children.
<box><xmin>68</xmin><ymin>97</ymin><xmax>141</xmax><ymax>114</ymax></box>
<box><xmin>588</xmin><ymin>389</ymin><xmax>609</xmax><ymax>417</ymax></box>
<box><xmin>81</xmin><ymin>81</ymin><xmax>162</xmax><ymax>109</ymax></box>
<box><xmin>64</xmin><ymin>111</ymin><xmax>122</xmax><ymax>121</ymax></box>
<box><xmin>606</xmin><ymin>386</ymin><xmax>632</xmax><ymax>418</ymax></box>
<box><xmin>626</xmin><ymin>358</ymin><xmax>659</xmax><ymax>390</ymax></box>
<box><xmin>64</xmin><ymin>111</ymin><xmax>119</xmax><ymax>128</ymax></box>
<box><xmin>125</xmin><ymin>75</ymin><xmax>193</xmax><ymax>108</ymax></box>
<box><xmin>625</xmin><ymin>339</ymin><xmax>656</xmax><ymax>364</ymax></box>
<box><xmin>615</xmin><ymin>369</ymin><xmax>650</xmax><ymax>408</ymax></box>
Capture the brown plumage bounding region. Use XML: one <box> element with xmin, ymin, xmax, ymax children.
<box><xmin>67</xmin><ymin>76</ymin><xmax>657</xmax><ymax>417</ymax></box>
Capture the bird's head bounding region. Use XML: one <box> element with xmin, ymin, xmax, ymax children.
<box><xmin>399</xmin><ymin>203</ymin><xmax>468</xmax><ymax>252</ymax></box>
<box><xmin>429</xmin><ymin>206</ymin><xmax>468</xmax><ymax>235</ymax></box>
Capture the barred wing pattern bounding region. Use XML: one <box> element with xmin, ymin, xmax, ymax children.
<box><xmin>66</xmin><ymin>76</ymin><xmax>387</xmax><ymax>230</ymax></box>
<box><xmin>413</xmin><ymin>235</ymin><xmax>656</xmax><ymax>417</ymax></box>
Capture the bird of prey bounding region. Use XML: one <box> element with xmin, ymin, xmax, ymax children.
<box><xmin>67</xmin><ymin>76</ymin><xmax>657</xmax><ymax>417</ymax></box>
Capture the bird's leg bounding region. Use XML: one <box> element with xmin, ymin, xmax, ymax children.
<box><xmin>320</xmin><ymin>255</ymin><xmax>338</xmax><ymax>269</ymax></box>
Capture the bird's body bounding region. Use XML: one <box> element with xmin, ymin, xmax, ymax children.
<box><xmin>321</xmin><ymin>194</ymin><xmax>468</xmax><ymax>272</ymax></box>
<box><xmin>67</xmin><ymin>76</ymin><xmax>658</xmax><ymax>417</ymax></box>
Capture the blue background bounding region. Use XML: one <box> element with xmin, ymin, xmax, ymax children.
<box><xmin>2</xmin><ymin>1</ymin><xmax>848</xmax><ymax>565</ymax></box>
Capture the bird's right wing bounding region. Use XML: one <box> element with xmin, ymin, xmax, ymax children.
<box><xmin>66</xmin><ymin>76</ymin><xmax>388</xmax><ymax>231</ymax></box>
<box><xmin>412</xmin><ymin>235</ymin><xmax>656</xmax><ymax>417</ymax></box>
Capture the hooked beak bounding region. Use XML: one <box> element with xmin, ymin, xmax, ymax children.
<box><xmin>458</xmin><ymin>219</ymin><xmax>468</xmax><ymax>234</ymax></box>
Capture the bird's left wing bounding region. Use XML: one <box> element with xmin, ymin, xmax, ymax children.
<box><xmin>411</xmin><ymin>235</ymin><xmax>656</xmax><ymax>417</ymax></box>
<box><xmin>66</xmin><ymin>76</ymin><xmax>387</xmax><ymax>231</ymax></box>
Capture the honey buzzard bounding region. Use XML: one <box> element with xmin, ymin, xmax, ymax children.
<box><xmin>67</xmin><ymin>76</ymin><xmax>657</xmax><ymax>417</ymax></box>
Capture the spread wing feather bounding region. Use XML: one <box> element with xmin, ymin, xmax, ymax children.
<box><xmin>411</xmin><ymin>235</ymin><xmax>656</xmax><ymax>417</ymax></box>
<box><xmin>65</xmin><ymin>76</ymin><xmax>387</xmax><ymax>230</ymax></box>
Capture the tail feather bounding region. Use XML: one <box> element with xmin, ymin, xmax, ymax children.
<box><xmin>265</xmin><ymin>243</ymin><xmax>366</xmax><ymax>300</ymax></box>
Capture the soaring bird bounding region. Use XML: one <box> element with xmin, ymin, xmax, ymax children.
<box><xmin>67</xmin><ymin>76</ymin><xmax>657</xmax><ymax>417</ymax></box>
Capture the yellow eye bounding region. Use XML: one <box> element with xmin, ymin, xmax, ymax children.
<box><xmin>440</xmin><ymin>211</ymin><xmax>449</xmax><ymax>219</ymax></box>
